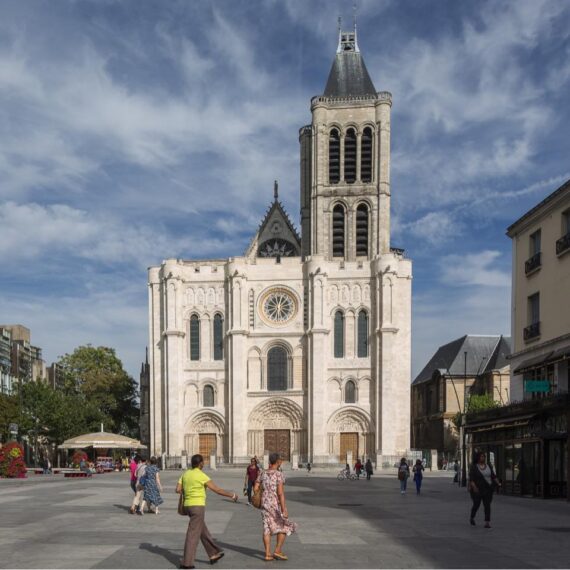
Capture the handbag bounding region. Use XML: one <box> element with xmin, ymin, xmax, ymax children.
<box><xmin>177</xmin><ymin>482</ymin><xmax>186</xmax><ymax>516</ymax></box>
<box><xmin>251</xmin><ymin>483</ymin><xmax>263</xmax><ymax>509</ymax></box>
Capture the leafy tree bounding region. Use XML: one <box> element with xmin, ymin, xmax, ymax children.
<box><xmin>466</xmin><ymin>393</ymin><xmax>500</xmax><ymax>414</ymax></box>
<box><xmin>19</xmin><ymin>381</ymin><xmax>104</xmax><ymax>447</ymax></box>
<box><xmin>57</xmin><ymin>345</ymin><xmax>139</xmax><ymax>437</ymax></box>
<box><xmin>0</xmin><ymin>393</ymin><xmax>19</xmax><ymax>443</ymax></box>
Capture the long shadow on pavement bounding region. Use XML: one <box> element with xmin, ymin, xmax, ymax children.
<box><xmin>139</xmin><ymin>542</ymin><xmax>181</xmax><ymax>568</ymax></box>
<box><xmin>216</xmin><ymin>540</ymin><xmax>267</xmax><ymax>562</ymax></box>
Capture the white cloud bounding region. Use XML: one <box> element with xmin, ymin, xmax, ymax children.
<box><xmin>440</xmin><ymin>250</ymin><xmax>511</xmax><ymax>288</ymax></box>
<box><xmin>399</xmin><ymin>211</ymin><xmax>462</xmax><ymax>248</ymax></box>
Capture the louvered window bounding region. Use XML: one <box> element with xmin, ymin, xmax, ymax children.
<box><xmin>357</xmin><ymin>310</ymin><xmax>369</xmax><ymax>357</ymax></box>
<box><xmin>356</xmin><ymin>203</ymin><xmax>369</xmax><ymax>257</ymax></box>
<box><xmin>344</xmin><ymin>128</ymin><xmax>357</xmax><ymax>183</ymax></box>
<box><xmin>332</xmin><ymin>204</ymin><xmax>345</xmax><ymax>258</ymax></box>
<box><xmin>334</xmin><ymin>311</ymin><xmax>344</xmax><ymax>358</ymax></box>
<box><xmin>345</xmin><ymin>380</ymin><xmax>356</xmax><ymax>403</ymax></box>
<box><xmin>213</xmin><ymin>314</ymin><xmax>223</xmax><ymax>361</ymax></box>
<box><xmin>361</xmin><ymin>127</ymin><xmax>373</xmax><ymax>182</ymax></box>
<box><xmin>203</xmin><ymin>385</ymin><xmax>214</xmax><ymax>407</ymax></box>
<box><xmin>190</xmin><ymin>315</ymin><xmax>200</xmax><ymax>361</ymax></box>
<box><xmin>268</xmin><ymin>346</ymin><xmax>288</xmax><ymax>391</ymax></box>
<box><xmin>329</xmin><ymin>129</ymin><xmax>340</xmax><ymax>184</ymax></box>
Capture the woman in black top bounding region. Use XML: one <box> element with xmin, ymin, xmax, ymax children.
<box><xmin>468</xmin><ymin>452</ymin><xmax>500</xmax><ymax>528</ymax></box>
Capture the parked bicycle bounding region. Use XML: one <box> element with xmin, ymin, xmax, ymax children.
<box><xmin>337</xmin><ymin>469</ymin><xmax>357</xmax><ymax>481</ymax></box>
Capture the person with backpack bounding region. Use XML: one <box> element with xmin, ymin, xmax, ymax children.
<box><xmin>469</xmin><ymin>451</ymin><xmax>500</xmax><ymax>528</ymax></box>
<box><xmin>398</xmin><ymin>458</ymin><xmax>410</xmax><ymax>494</ymax></box>
<box><xmin>412</xmin><ymin>459</ymin><xmax>424</xmax><ymax>495</ymax></box>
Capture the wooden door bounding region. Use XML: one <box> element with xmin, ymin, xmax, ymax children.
<box><xmin>198</xmin><ymin>433</ymin><xmax>217</xmax><ymax>464</ymax></box>
<box><xmin>340</xmin><ymin>432</ymin><xmax>359</xmax><ymax>464</ymax></box>
<box><xmin>264</xmin><ymin>429</ymin><xmax>291</xmax><ymax>461</ymax></box>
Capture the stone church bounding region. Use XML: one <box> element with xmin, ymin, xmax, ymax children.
<box><xmin>147</xmin><ymin>27</ymin><xmax>412</xmax><ymax>466</ymax></box>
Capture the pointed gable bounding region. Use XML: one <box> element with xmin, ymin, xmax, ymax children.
<box><xmin>245</xmin><ymin>183</ymin><xmax>301</xmax><ymax>258</ymax></box>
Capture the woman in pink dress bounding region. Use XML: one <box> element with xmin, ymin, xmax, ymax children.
<box><xmin>254</xmin><ymin>452</ymin><xmax>298</xmax><ymax>561</ymax></box>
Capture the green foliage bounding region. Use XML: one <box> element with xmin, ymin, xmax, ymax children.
<box><xmin>0</xmin><ymin>393</ymin><xmax>19</xmax><ymax>443</ymax></box>
<box><xmin>466</xmin><ymin>393</ymin><xmax>500</xmax><ymax>414</ymax></box>
<box><xmin>57</xmin><ymin>345</ymin><xmax>139</xmax><ymax>437</ymax></box>
<box><xmin>18</xmin><ymin>381</ymin><xmax>103</xmax><ymax>445</ymax></box>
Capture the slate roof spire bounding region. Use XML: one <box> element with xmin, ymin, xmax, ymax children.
<box><xmin>324</xmin><ymin>16</ymin><xmax>376</xmax><ymax>98</ymax></box>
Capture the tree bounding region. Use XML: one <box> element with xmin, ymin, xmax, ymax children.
<box><xmin>466</xmin><ymin>393</ymin><xmax>500</xmax><ymax>414</ymax></box>
<box><xmin>0</xmin><ymin>393</ymin><xmax>19</xmax><ymax>443</ymax></box>
<box><xmin>57</xmin><ymin>346</ymin><xmax>139</xmax><ymax>437</ymax></box>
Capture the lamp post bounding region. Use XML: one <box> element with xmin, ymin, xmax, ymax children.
<box><xmin>461</xmin><ymin>351</ymin><xmax>468</xmax><ymax>487</ymax></box>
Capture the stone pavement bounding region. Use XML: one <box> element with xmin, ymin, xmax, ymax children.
<box><xmin>0</xmin><ymin>469</ymin><xmax>568</xmax><ymax>569</ymax></box>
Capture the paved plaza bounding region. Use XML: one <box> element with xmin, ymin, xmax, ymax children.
<box><xmin>0</xmin><ymin>469</ymin><xmax>568</xmax><ymax>569</ymax></box>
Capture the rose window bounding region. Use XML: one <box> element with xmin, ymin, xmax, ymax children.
<box><xmin>260</xmin><ymin>288</ymin><xmax>297</xmax><ymax>325</ymax></box>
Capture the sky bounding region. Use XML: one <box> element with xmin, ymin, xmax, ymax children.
<box><xmin>1</xmin><ymin>0</ymin><xmax>569</xmax><ymax>383</ymax></box>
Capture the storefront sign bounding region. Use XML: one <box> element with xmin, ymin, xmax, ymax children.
<box><xmin>524</xmin><ymin>379</ymin><xmax>550</xmax><ymax>393</ymax></box>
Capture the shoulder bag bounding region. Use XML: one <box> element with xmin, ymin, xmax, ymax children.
<box><xmin>251</xmin><ymin>479</ymin><xmax>263</xmax><ymax>509</ymax></box>
<box><xmin>177</xmin><ymin>481</ymin><xmax>186</xmax><ymax>516</ymax></box>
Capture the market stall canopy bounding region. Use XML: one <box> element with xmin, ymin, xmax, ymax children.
<box><xmin>59</xmin><ymin>426</ymin><xmax>146</xmax><ymax>450</ymax></box>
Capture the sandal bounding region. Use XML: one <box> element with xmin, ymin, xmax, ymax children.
<box><xmin>209</xmin><ymin>552</ymin><xmax>225</xmax><ymax>565</ymax></box>
<box><xmin>273</xmin><ymin>552</ymin><xmax>288</xmax><ymax>561</ymax></box>
<box><xmin>264</xmin><ymin>556</ymin><xmax>275</xmax><ymax>562</ymax></box>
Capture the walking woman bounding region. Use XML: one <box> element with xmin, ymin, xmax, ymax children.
<box><xmin>176</xmin><ymin>454</ymin><xmax>238</xmax><ymax>569</ymax></box>
<box><xmin>412</xmin><ymin>459</ymin><xmax>424</xmax><ymax>495</ymax></box>
<box><xmin>397</xmin><ymin>458</ymin><xmax>410</xmax><ymax>494</ymax></box>
<box><xmin>253</xmin><ymin>452</ymin><xmax>298</xmax><ymax>561</ymax></box>
<box><xmin>140</xmin><ymin>456</ymin><xmax>163</xmax><ymax>515</ymax></box>
<box><xmin>244</xmin><ymin>457</ymin><xmax>260</xmax><ymax>506</ymax></box>
<box><xmin>469</xmin><ymin>452</ymin><xmax>500</xmax><ymax>528</ymax></box>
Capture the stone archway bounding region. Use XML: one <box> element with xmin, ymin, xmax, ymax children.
<box><xmin>248</xmin><ymin>398</ymin><xmax>306</xmax><ymax>461</ymax></box>
<box><xmin>326</xmin><ymin>407</ymin><xmax>375</xmax><ymax>463</ymax></box>
<box><xmin>184</xmin><ymin>411</ymin><xmax>226</xmax><ymax>463</ymax></box>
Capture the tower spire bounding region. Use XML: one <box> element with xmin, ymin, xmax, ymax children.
<box><xmin>274</xmin><ymin>180</ymin><xmax>278</xmax><ymax>201</ymax></box>
<box><xmin>336</xmin><ymin>16</ymin><xmax>342</xmax><ymax>54</ymax></box>
<box><xmin>353</xmin><ymin>1</ymin><xmax>359</xmax><ymax>52</ymax></box>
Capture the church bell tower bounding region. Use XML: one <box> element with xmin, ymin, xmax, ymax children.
<box><xmin>300</xmin><ymin>23</ymin><xmax>392</xmax><ymax>261</ymax></box>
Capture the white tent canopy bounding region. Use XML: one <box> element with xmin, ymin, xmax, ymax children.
<box><xmin>59</xmin><ymin>425</ymin><xmax>146</xmax><ymax>450</ymax></box>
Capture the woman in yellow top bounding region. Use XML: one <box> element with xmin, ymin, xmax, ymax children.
<box><xmin>176</xmin><ymin>454</ymin><xmax>238</xmax><ymax>569</ymax></box>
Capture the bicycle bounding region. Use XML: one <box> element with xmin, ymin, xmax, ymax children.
<box><xmin>337</xmin><ymin>470</ymin><xmax>357</xmax><ymax>481</ymax></box>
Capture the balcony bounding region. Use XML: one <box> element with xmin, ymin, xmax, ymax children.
<box><xmin>524</xmin><ymin>252</ymin><xmax>542</xmax><ymax>275</ymax></box>
<box><xmin>524</xmin><ymin>322</ymin><xmax>541</xmax><ymax>341</ymax></box>
<box><xmin>556</xmin><ymin>232</ymin><xmax>570</xmax><ymax>256</ymax></box>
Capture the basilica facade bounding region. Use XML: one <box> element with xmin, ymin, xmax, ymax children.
<box><xmin>147</xmin><ymin>28</ymin><xmax>412</xmax><ymax>466</ymax></box>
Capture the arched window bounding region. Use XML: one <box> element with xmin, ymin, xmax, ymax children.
<box><xmin>361</xmin><ymin>127</ymin><xmax>373</xmax><ymax>183</ymax></box>
<box><xmin>356</xmin><ymin>203</ymin><xmax>369</xmax><ymax>257</ymax></box>
<box><xmin>267</xmin><ymin>346</ymin><xmax>288</xmax><ymax>391</ymax></box>
<box><xmin>345</xmin><ymin>380</ymin><xmax>356</xmax><ymax>403</ymax></box>
<box><xmin>190</xmin><ymin>314</ymin><xmax>200</xmax><ymax>361</ymax></box>
<box><xmin>332</xmin><ymin>204</ymin><xmax>345</xmax><ymax>258</ymax></box>
<box><xmin>334</xmin><ymin>311</ymin><xmax>344</xmax><ymax>358</ymax></box>
<box><xmin>329</xmin><ymin>128</ymin><xmax>340</xmax><ymax>184</ymax></box>
<box><xmin>344</xmin><ymin>128</ymin><xmax>357</xmax><ymax>183</ymax></box>
<box><xmin>203</xmin><ymin>385</ymin><xmax>215</xmax><ymax>407</ymax></box>
<box><xmin>213</xmin><ymin>314</ymin><xmax>224</xmax><ymax>361</ymax></box>
<box><xmin>357</xmin><ymin>310</ymin><xmax>369</xmax><ymax>357</ymax></box>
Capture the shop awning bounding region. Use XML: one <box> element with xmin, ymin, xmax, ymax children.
<box><xmin>547</xmin><ymin>345</ymin><xmax>570</xmax><ymax>364</ymax></box>
<box><xmin>466</xmin><ymin>413</ymin><xmax>537</xmax><ymax>432</ymax></box>
<box><xmin>512</xmin><ymin>352</ymin><xmax>553</xmax><ymax>374</ymax></box>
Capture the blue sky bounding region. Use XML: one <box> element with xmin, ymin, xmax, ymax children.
<box><xmin>1</xmin><ymin>0</ymin><xmax>569</xmax><ymax>382</ymax></box>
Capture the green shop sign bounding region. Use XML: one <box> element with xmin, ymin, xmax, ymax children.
<box><xmin>524</xmin><ymin>379</ymin><xmax>550</xmax><ymax>393</ymax></box>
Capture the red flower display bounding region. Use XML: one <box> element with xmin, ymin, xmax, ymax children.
<box><xmin>0</xmin><ymin>441</ymin><xmax>27</xmax><ymax>478</ymax></box>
